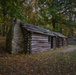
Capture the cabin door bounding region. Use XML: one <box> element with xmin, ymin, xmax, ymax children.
<box><xmin>51</xmin><ymin>37</ymin><xmax>53</xmax><ymax>48</ymax></box>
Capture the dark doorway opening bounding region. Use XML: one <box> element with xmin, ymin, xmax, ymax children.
<box><xmin>51</xmin><ymin>37</ymin><xmax>53</xmax><ymax>48</ymax></box>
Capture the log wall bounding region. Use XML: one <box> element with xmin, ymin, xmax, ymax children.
<box><xmin>53</xmin><ymin>37</ymin><xmax>56</xmax><ymax>48</ymax></box>
<box><xmin>56</xmin><ymin>37</ymin><xmax>64</xmax><ymax>47</ymax></box>
<box><xmin>63</xmin><ymin>38</ymin><xmax>68</xmax><ymax>46</ymax></box>
<box><xmin>31</xmin><ymin>33</ymin><xmax>51</xmax><ymax>53</ymax></box>
<box><xmin>22</xmin><ymin>28</ymin><xmax>31</xmax><ymax>54</ymax></box>
<box><xmin>59</xmin><ymin>38</ymin><xmax>63</xmax><ymax>47</ymax></box>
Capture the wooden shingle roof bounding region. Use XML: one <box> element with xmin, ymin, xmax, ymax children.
<box><xmin>20</xmin><ymin>22</ymin><xmax>55</xmax><ymax>36</ymax></box>
<box><xmin>53</xmin><ymin>32</ymin><xmax>67</xmax><ymax>38</ymax></box>
<box><xmin>17</xmin><ymin>20</ymin><xmax>67</xmax><ymax>38</ymax></box>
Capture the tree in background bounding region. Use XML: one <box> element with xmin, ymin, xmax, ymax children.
<box><xmin>0</xmin><ymin>0</ymin><xmax>76</xmax><ymax>37</ymax></box>
<box><xmin>37</xmin><ymin>0</ymin><xmax>76</xmax><ymax>37</ymax></box>
<box><xmin>0</xmin><ymin>0</ymin><xmax>25</xmax><ymax>36</ymax></box>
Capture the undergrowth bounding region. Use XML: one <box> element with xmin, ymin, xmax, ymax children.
<box><xmin>0</xmin><ymin>50</ymin><xmax>76</xmax><ymax>75</ymax></box>
<box><xmin>0</xmin><ymin>36</ymin><xmax>76</xmax><ymax>75</ymax></box>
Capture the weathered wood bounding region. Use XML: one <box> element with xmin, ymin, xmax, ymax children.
<box><xmin>63</xmin><ymin>38</ymin><xmax>68</xmax><ymax>46</ymax></box>
<box><xmin>22</xmin><ymin>27</ymin><xmax>32</xmax><ymax>53</ymax></box>
<box><xmin>53</xmin><ymin>37</ymin><xmax>56</xmax><ymax>48</ymax></box>
<box><xmin>59</xmin><ymin>38</ymin><xmax>63</xmax><ymax>46</ymax></box>
<box><xmin>31</xmin><ymin>33</ymin><xmax>51</xmax><ymax>53</ymax></box>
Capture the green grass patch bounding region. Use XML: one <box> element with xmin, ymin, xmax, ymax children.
<box><xmin>0</xmin><ymin>49</ymin><xmax>76</xmax><ymax>75</ymax></box>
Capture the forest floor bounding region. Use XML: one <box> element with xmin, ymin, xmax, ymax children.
<box><xmin>0</xmin><ymin>45</ymin><xmax>76</xmax><ymax>75</ymax></box>
<box><xmin>0</xmin><ymin>36</ymin><xmax>76</xmax><ymax>75</ymax></box>
<box><xmin>54</xmin><ymin>45</ymin><xmax>76</xmax><ymax>53</ymax></box>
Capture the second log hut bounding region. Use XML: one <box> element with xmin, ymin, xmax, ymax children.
<box><xmin>6</xmin><ymin>20</ymin><xmax>68</xmax><ymax>54</ymax></box>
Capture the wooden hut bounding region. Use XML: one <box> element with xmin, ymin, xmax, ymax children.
<box><xmin>6</xmin><ymin>20</ymin><xmax>56</xmax><ymax>54</ymax></box>
<box><xmin>53</xmin><ymin>32</ymin><xmax>67</xmax><ymax>47</ymax></box>
<box><xmin>63</xmin><ymin>38</ymin><xmax>68</xmax><ymax>46</ymax></box>
<box><xmin>6</xmin><ymin>20</ymin><xmax>68</xmax><ymax>54</ymax></box>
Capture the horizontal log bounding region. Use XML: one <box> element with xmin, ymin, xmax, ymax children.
<box><xmin>32</xmin><ymin>43</ymin><xmax>51</xmax><ymax>46</ymax></box>
<box><xmin>31</xmin><ymin>39</ymin><xmax>48</xmax><ymax>41</ymax></box>
<box><xmin>31</xmin><ymin>43</ymin><xmax>51</xmax><ymax>46</ymax></box>
<box><xmin>31</xmin><ymin>44</ymin><xmax>44</xmax><ymax>46</ymax></box>
<box><xmin>31</xmin><ymin>45</ymin><xmax>50</xmax><ymax>48</ymax></box>
<box><xmin>32</xmin><ymin>34</ymin><xmax>48</xmax><ymax>39</ymax></box>
<box><xmin>31</xmin><ymin>41</ymin><xmax>49</xmax><ymax>44</ymax></box>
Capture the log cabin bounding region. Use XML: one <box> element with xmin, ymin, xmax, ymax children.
<box><xmin>20</xmin><ymin>22</ymin><xmax>56</xmax><ymax>53</ymax></box>
<box><xmin>53</xmin><ymin>32</ymin><xmax>68</xmax><ymax>47</ymax></box>
<box><xmin>6</xmin><ymin>20</ymin><xmax>68</xmax><ymax>54</ymax></box>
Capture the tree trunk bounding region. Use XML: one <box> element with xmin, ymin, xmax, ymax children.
<box><xmin>52</xmin><ymin>17</ymin><xmax>56</xmax><ymax>31</ymax></box>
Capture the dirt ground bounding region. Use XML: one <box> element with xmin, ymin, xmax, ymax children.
<box><xmin>55</xmin><ymin>45</ymin><xmax>76</xmax><ymax>53</ymax></box>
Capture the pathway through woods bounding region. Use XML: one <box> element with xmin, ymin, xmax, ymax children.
<box><xmin>54</xmin><ymin>45</ymin><xmax>76</xmax><ymax>53</ymax></box>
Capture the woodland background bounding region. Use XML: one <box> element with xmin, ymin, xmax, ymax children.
<box><xmin>0</xmin><ymin>1</ymin><xmax>76</xmax><ymax>75</ymax></box>
<box><xmin>0</xmin><ymin>0</ymin><xmax>76</xmax><ymax>37</ymax></box>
